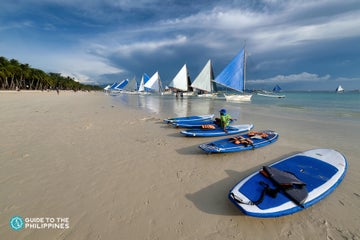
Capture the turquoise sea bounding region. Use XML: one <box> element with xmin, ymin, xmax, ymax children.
<box><xmin>110</xmin><ymin>92</ymin><xmax>359</xmax><ymax>124</ymax></box>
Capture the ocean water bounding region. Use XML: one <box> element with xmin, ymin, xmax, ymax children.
<box><xmin>109</xmin><ymin>92</ymin><xmax>359</xmax><ymax>124</ymax></box>
<box><xmin>252</xmin><ymin>92</ymin><xmax>359</xmax><ymax>118</ymax></box>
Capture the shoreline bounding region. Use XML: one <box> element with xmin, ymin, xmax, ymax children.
<box><xmin>1</xmin><ymin>91</ymin><xmax>359</xmax><ymax>239</ymax></box>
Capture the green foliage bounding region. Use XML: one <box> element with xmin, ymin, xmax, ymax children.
<box><xmin>0</xmin><ymin>56</ymin><xmax>102</xmax><ymax>91</ymax></box>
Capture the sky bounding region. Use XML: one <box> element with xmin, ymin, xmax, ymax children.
<box><xmin>1</xmin><ymin>0</ymin><xmax>360</xmax><ymax>91</ymax></box>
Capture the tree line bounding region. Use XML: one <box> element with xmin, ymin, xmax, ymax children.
<box><xmin>0</xmin><ymin>56</ymin><xmax>101</xmax><ymax>91</ymax></box>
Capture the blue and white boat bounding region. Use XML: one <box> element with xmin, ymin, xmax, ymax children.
<box><xmin>144</xmin><ymin>71</ymin><xmax>163</xmax><ymax>94</ymax></box>
<box><xmin>163</xmin><ymin>114</ymin><xmax>214</xmax><ymax>124</ymax></box>
<box><xmin>138</xmin><ymin>73</ymin><xmax>151</xmax><ymax>95</ymax></box>
<box><xmin>172</xmin><ymin>119</ymin><xmax>235</xmax><ymax>128</ymax></box>
<box><xmin>228</xmin><ymin>149</ymin><xmax>347</xmax><ymax>217</ymax></box>
<box><xmin>214</xmin><ymin>48</ymin><xmax>252</xmax><ymax>102</ymax></box>
<box><xmin>191</xmin><ymin>59</ymin><xmax>218</xmax><ymax>98</ymax></box>
<box><xmin>180</xmin><ymin>124</ymin><xmax>253</xmax><ymax>137</ymax></box>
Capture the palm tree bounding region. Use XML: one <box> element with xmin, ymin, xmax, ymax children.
<box><xmin>0</xmin><ymin>56</ymin><xmax>102</xmax><ymax>91</ymax></box>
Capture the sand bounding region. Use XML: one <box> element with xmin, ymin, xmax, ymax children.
<box><xmin>0</xmin><ymin>91</ymin><xmax>359</xmax><ymax>239</ymax></box>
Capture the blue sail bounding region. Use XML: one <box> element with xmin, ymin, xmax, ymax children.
<box><xmin>143</xmin><ymin>73</ymin><xmax>152</xmax><ymax>92</ymax></box>
<box><xmin>115</xmin><ymin>79</ymin><xmax>129</xmax><ymax>90</ymax></box>
<box><xmin>273</xmin><ymin>84</ymin><xmax>282</xmax><ymax>92</ymax></box>
<box><xmin>143</xmin><ymin>73</ymin><xmax>150</xmax><ymax>83</ymax></box>
<box><xmin>214</xmin><ymin>48</ymin><xmax>245</xmax><ymax>92</ymax></box>
<box><xmin>109</xmin><ymin>82</ymin><xmax>118</xmax><ymax>90</ymax></box>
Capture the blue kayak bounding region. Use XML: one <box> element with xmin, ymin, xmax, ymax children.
<box><xmin>163</xmin><ymin>114</ymin><xmax>214</xmax><ymax>124</ymax></box>
<box><xmin>173</xmin><ymin>119</ymin><xmax>235</xmax><ymax>128</ymax></box>
<box><xmin>199</xmin><ymin>130</ymin><xmax>278</xmax><ymax>153</ymax></box>
<box><xmin>180</xmin><ymin>124</ymin><xmax>253</xmax><ymax>137</ymax></box>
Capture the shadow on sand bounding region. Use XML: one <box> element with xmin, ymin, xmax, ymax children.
<box><xmin>166</xmin><ymin>132</ymin><xmax>185</xmax><ymax>138</ymax></box>
<box><xmin>175</xmin><ymin>144</ymin><xmax>206</xmax><ymax>155</ymax></box>
<box><xmin>185</xmin><ymin>169</ymin><xmax>251</xmax><ymax>216</ymax></box>
<box><xmin>185</xmin><ymin>152</ymin><xmax>298</xmax><ymax>216</ymax></box>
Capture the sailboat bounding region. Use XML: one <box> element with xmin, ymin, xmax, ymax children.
<box><xmin>111</xmin><ymin>79</ymin><xmax>129</xmax><ymax>93</ymax></box>
<box><xmin>257</xmin><ymin>91</ymin><xmax>285</xmax><ymax>98</ymax></box>
<box><xmin>214</xmin><ymin>48</ymin><xmax>252</xmax><ymax>102</ymax></box>
<box><xmin>138</xmin><ymin>73</ymin><xmax>151</xmax><ymax>95</ymax></box>
<box><xmin>191</xmin><ymin>59</ymin><xmax>217</xmax><ymax>98</ymax></box>
<box><xmin>168</xmin><ymin>64</ymin><xmax>194</xmax><ymax>96</ymax></box>
<box><xmin>144</xmin><ymin>71</ymin><xmax>163</xmax><ymax>94</ymax></box>
<box><xmin>257</xmin><ymin>84</ymin><xmax>285</xmax><ymax>98</ymax></box>
<box><xmin>335</xmin><ymin>85</ymin><xmax>344</xmax><ymax>93</ymax></box>
<box><xmin>104</xmin><ymin>82</ymin><xmax>117</xmax><ymax>93</ymax></box>
<box><xmin>122</xmin><ymin>77</ymin><xmax>139</xmax><ymax>94</ymax></box>
<box><xmin>103</xmin><ymin>85</ymin><xmax>110</xmax><ymax>91</ymax></box>
<box><xmin>273</xmin><ymin>84</ymin><xmax>282</xmax><ymax>92</ymax></box>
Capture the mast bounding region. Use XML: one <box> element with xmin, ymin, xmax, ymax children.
<box><xmin>158</xmin><ymin>72</ymin><xmax>163</xmax><ymax>93</ymax></box>
<box><xmin>244</xmin><ymin>47</ymin><xmax>247</xmax><ymax>92</ymax></box>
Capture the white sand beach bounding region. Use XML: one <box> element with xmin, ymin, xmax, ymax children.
<box><xmin>1</xmin><ymin>91</ymin><xmax>359</xmax><ymax>239</ymax></box>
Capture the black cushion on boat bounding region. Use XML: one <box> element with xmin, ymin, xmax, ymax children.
<box><xmin>262</xmin><ymin>166</ymin><xmax>308</xmax><ymax>205</ymax></box>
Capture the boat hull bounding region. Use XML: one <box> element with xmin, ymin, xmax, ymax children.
<box><xmin>163</xmin><ymin>114</ymin><xmax>214</xmax><ymax>124</ymax></box>
<box><xmin>224</xmin><ymin>93</ymin><xmax>252</xmax><ymax>102</ymax></box>
<box><xmin>257</xmin><ymin>93</ymin><xmax>285</xmax><ymax>98</ymax></box>
<box><xmin>180</xmin><ymin>124</ymin><xmax>253</xmax><ymax>137</ymax></box>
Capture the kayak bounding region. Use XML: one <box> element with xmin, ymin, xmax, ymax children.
<box><xmin>199</xmin><ymin>130</ymin><xmax>278</xmax><ymax>153</ymax></box>
<box><xmin>180</xmin><ymin>124</ymin><xmax>253</xmax><ymax>137</ymax></box>
<box><xmin>163</xmin><ymin>114</ymin><xmax>214</xmax><ymax>124</ymax></box>
<box><xmin>173</xmin><ymin>119</ymin><xmax>235</xmax><ymax>128</ymax></box>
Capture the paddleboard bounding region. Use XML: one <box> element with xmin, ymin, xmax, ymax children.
<box><xmin>229</xmin><ymin>148</ymin><xmax>347</xmax><ymax>218</ymax></box>
<box><xmin>199</xmin><ymin>130</ymin><xmax>278</xmax><ymax>153</ymax></box>
<box><xmin>173</xmin><ymin>119</ymin><xmax>234</xmax><ymax>128</ymax></box>
<box><xmin>180</xmin><ymin>124</ymin><xmax>253</xmax><ymax>137</ymax></box>
<box><xmin>163</xmin><ymin>114</ymin><xmax>214</xmax><ymax>124</ymax></box>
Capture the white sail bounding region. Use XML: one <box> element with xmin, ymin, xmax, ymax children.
<box><xmin>138</xmin><ymin>73</ymin><xmax>150</xmax><ymax>92</ymax></box>
<box><xmin>191</xmin><ymin>59</ymin><xmax>216</xmax><ymax>93</ymax></box>
<box><xmin>138</xmin><ymin>75</ymin><xmax>145</xmax><ymax>92</ymax></box>
<box><xmin>123</xmin><ymin>77</ymin><xmax>137</xmax><ymax>92</ymax></box>
<box><xmin>144</xmin><ymin>71</ymin><xmax>162</xmax><ymax>93</ymax></box>
<box><xmin>168</xmin><ymin>64</ymin><xmax>190</xmax><ymax>92</ymax></box>
<box><xmin>335</xmin><ymin>85</ymin><xmax>344</xmax><ymax>93</ymax></box>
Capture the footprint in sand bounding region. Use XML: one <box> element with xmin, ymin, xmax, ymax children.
<box><xmin>141</xmin><ymin>117</ymin><xmax>160</xmax><ymax>122</ymax></box>
<box><xmin>84</xmin><ymin>123</ymin><xmax>93</xmax><ymax>130</ymax></box>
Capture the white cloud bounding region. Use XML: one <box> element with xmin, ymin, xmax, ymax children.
<box><xmin>152</xmin><ymin>1</ymin><xmax>360</xmax><ymax>53</ymax></box>
<box><xmin>86</xmin><ymin>34</ymin><xmax>188</xmax><ymax>59</ymax></box>
<box><xmin>31</xmin><ymin>50</ymin><xmax>123</xmax><ymax>84</ymax></box>
<box><xmin>113</xmin><ymin>35</ymin><xmax>188</xmax><ymax>56</ymax></box>
<box><xmin>252</xmin><ymin>10</ymin><xmax>360</xmax><ymax>50</ymax></box>
<box><xmin>248</xmin><ymin>72</ymin><xmax>331</xmax><ymax>84</ymax></box>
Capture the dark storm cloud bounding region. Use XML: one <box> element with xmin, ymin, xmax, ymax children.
<box><xmin>0</xmin><ymin>0</ymin><xmax>359</xmax><ymax>89</ymax></box>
